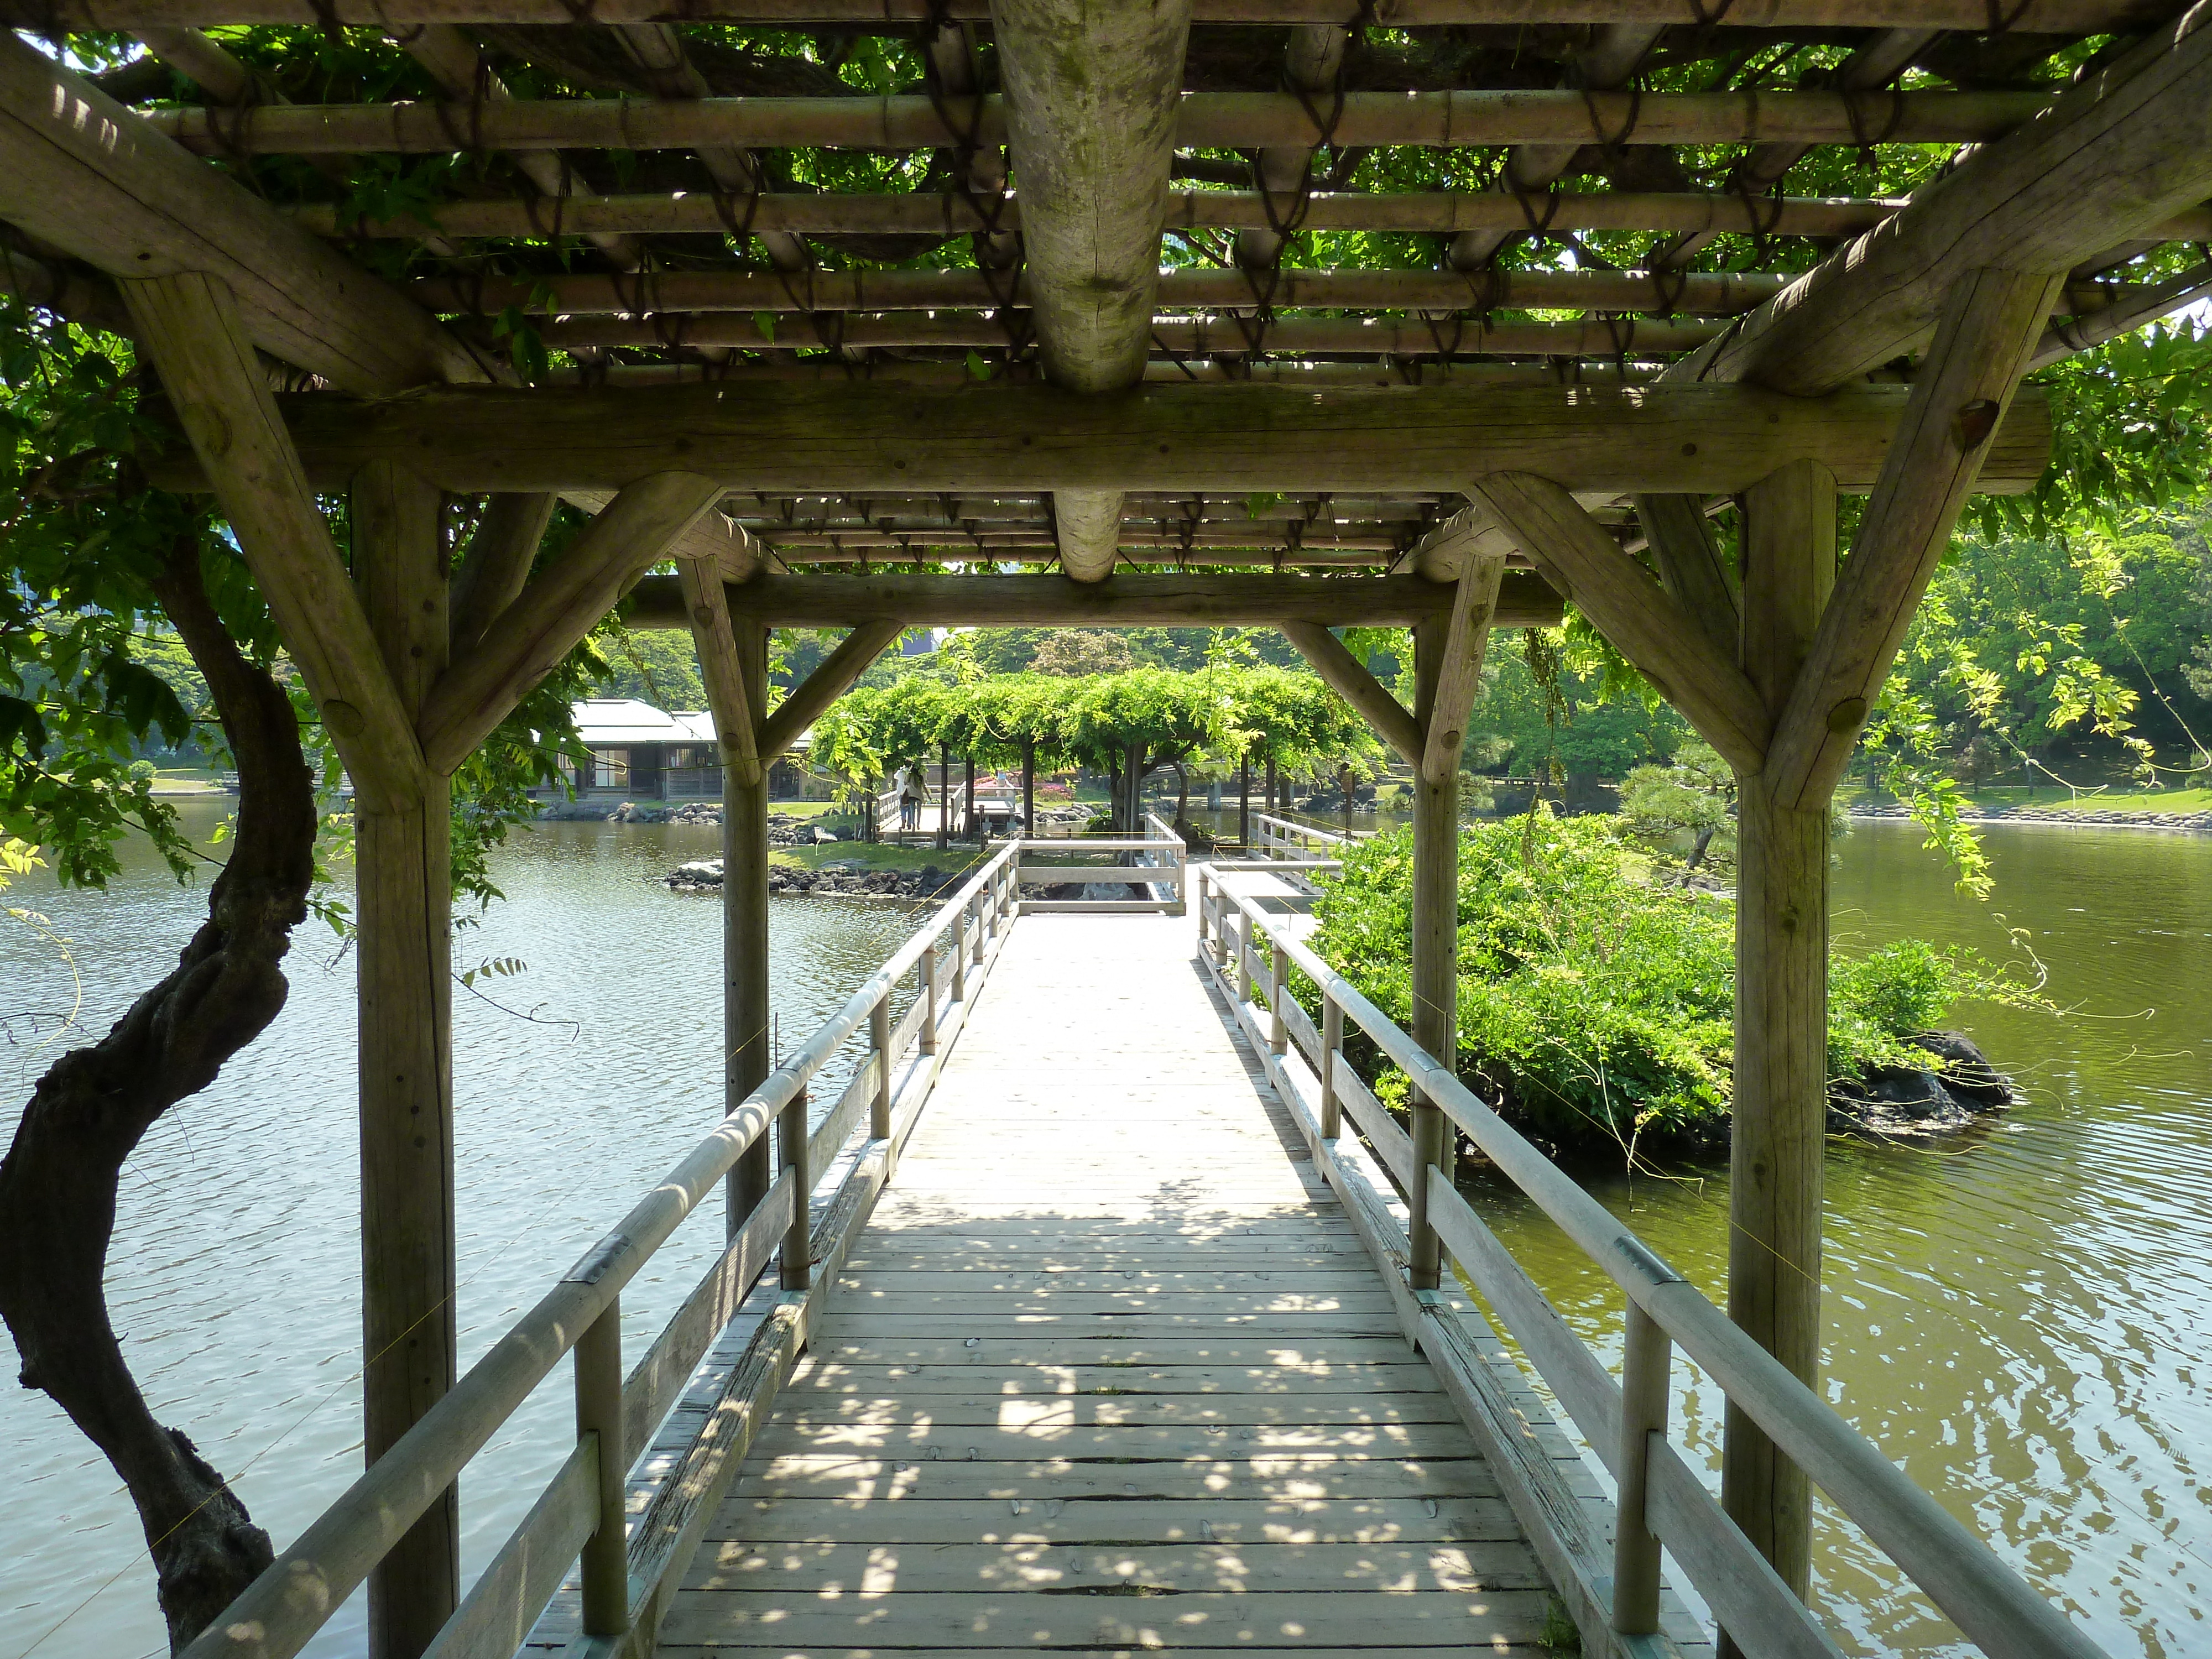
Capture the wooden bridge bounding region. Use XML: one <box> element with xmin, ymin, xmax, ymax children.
<box><xmin>186</xmin><ymin>836</ymin><xmax>2094</xmax><ymax>1659</ymax></box>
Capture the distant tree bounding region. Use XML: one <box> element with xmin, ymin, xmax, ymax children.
<box><xmin>1031</xmin><ymin>629</ymin><xmax>1139</xmax><ymax>677</ymax></box>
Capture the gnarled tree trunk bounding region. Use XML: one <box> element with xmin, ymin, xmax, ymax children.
<box><xmin>0</xmin><ymin>540</ymin><xmax>317</xmax><ymax>1651</ymax></box>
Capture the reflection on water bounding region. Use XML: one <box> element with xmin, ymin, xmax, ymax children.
<box><xmin>0</xmin><ymin>804</ymin><xmax>920</xmax><ymax>1659</ymax></box>
<box><xmin>3</xmin><ymin>813</ymin><xmax>2208</xmax><ymax>1658</ymax></box>
<box><xmin>1468</xmin><ymin>820</ymin><xmax>2212</xmax><ymax>1658</ymax></box>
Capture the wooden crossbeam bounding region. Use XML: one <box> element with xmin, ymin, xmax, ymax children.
<box><xmin>1279</xmin><ymin>623</ymin><xmax>1422</xmax><ymax>766</ymax></box>
<box><xmin>0</xmin><ymin>0</ymin><xmax>2169</xmax><ymax>27</ymax></box>
<box><xmin>414</xmin><ymin>267</ymin><xmax>1790</xmax><ymax>319</ymax></box>
<box><xmin>121</xmin><ymin>270</ymin><xmax>427</xmax><ymax>807</ymax></box>
<box><xmin>1469</xmin><ymin>472</ymin><xmax>1770</xmax><ymax>773</ymax></box>
<box><xmin>1673</xmin><ymin>8</ymin><xmax>2212</xmax><ymax>395</ymax></box>
<box><xmin>290</xmin><ymin>188</ymin><xmax>1936</xmax><ymax>244</ymax></box>
<box><xmin>138</xmin><ymin>88</ymin><xmax>2052</xmax><ymax>158</ymax></box>
<box><xmin>625</xmin><ymin>572</ymin><xmax>1562</xmax><ymax>630</ymax></box>
<box><xmin>139</xmin><ymin>380</ymin><xmax>2054</xmax><ymax>498</ymax></box>
<box><xmin>1764</xmin><ymin>269</ymin><xmax>2067</xmax><ymax>811</ymax></box>
<box><xmin>757</xmin><ymin>620</ymin><xmax>906</xmax><ymax>763</ymax></box>
<box><xmin>419</xmin><ymin>472</ymin><xmax>728</xmax><ymax>774</ymax></box>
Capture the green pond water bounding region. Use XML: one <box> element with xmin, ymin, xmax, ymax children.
<box><xmin>1</xmin><ymin>809</ymin><xmax>2206</xmax><ymax>1658</ymax></box>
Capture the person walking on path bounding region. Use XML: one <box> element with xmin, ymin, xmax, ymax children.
<box><xmin>898</xmin><ymin>763</ymin><xmax>930</xmax><ymax>834</ymax></box>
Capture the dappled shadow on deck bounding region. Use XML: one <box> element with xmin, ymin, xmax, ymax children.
<box><xmin>658</xmin><ymin>915</ymin><xmax>1556</xmax><ymax>1655</ymax></box>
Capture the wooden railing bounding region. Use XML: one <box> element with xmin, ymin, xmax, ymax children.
<box><xmin>1251</xmin><ymin>809</ymin><xmax>1363</xmax><ymax>862</ymax></box>
<box><xmin>1192</xmin><ymin>860</ymin><xmax>2107</xmax><ymax>1659</ymax></box>
<box><xmin>1015</xmin><ymin>812</ymin><xmax>1187</xmax><ymax>915</ymax></box>
<box><xmin>182</xmin><ymin>841</ymin><xmax>1027</xmax><ymax>1659</ymax></box>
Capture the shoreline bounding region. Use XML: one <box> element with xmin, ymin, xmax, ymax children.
<box><xmin>1848</xmin><ymin>803</ymin><xmax>2211</xmax><ymax>833</ymax></box>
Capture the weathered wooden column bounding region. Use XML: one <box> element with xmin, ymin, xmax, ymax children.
<box><xmin>351</xmin><ymin>460</ymin><xmax>459</xmax><ymax>1659</ymax></box>
<box><xmin>1723</xmin><ymin>460</ymin><xmax>1837</xmax><ymax>1608</ymax></box>
<box><xmin>727</xmin><ymin>614</ymin><xmax>774</xmax><ymax>1233</ymax></box>
<box><xmin>1406</xmin><ymin>618</ymin><xmax>1455</xmax><ymax>1290</ymax></box>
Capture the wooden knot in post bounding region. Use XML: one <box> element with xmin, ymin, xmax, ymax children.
<box><xmin>1826</xmin><ymin>697</ymin><xmax>1867</xmax><ymax>734</ymax></box>
<box><xmin>1952</xmin><ymin>398</ymin><xmax>2000</xmax><ymax>452</ymax></box>
<box><xmin>321</xmin><ymin>698</ymin><xmax>364</xmax><ymax>737</ymax></box>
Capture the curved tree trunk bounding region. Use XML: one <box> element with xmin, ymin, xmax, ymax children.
<box><xmin>0</xmin><ymin>539</ymin><xmax>317</xmax><ymax>1651</ymax></box>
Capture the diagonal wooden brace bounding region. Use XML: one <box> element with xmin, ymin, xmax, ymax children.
<box><xmin>758</xmin><ymin>620</ymin><xmax>907</xmax><ymax>765</ymax></box>
<box><xmin>1279</xmin><ymin>622</ymin><xmax>1422</xmax><ymax>767</ymax></box>
<box><xmin>1421</xmin><ymin>550</ymin><xmax>1509</xmax><ymax>787</ymax></box>
<box><xmin>1470</xmin><ymin>471</ymin><xmax>1772</xmax><ymax>775</ymax></box>
<box><xmin>677</xmin><ymin>555</ymin><xmax>763</xmax><ymax>791</ymax></box>
<box><xmin>418</xmin><ymin>471</ymin><xmax>727</xmax><ymax>775</ymax></box>
<box><xmin>123</xmin><ymin>269</ymin><xmax>428</xmax><ymax>810</ymax></box>
<box><xmin>1764</xmin><ymin>267</ymin><xmax>2066</xmax><ymax>811</ymax></box>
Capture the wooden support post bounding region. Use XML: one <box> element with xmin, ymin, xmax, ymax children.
<box><xmin>727</xmin><ymin>614</ymin><xmax>773</xmax><ymax>1240</ymax></box>
<box><xmin>1407</xmin><ymin>613</ymin><xmax>1455</xmax><ymax>1295</ymax></box>
<box><xmin>349</xmin><ymin>460</ymin><xmax>458</xmax><ymax>1659</ymax></box>
<box><xmin>1722</xmin><ymin>457</ymin><xmax>1837</xmax><ymax>1619</ymax></box>
<box><xmin>780</xmin><ymin>1086</ymin><xmax>810</xmax><ymax>1292</ymax></box>
<box><xmin>870</xmin><ymin>998</ymin><xmax>893</xmax><ymax>1138</ymax></box>
<box><xmin>574</xmin><ymin>1295</ymin><xmax>627</xmax><ymax>1637</ymax></box>
<box><xmin>677</xmin><ymin>553</ymin><xmax>761</xmax><ymax>795</ymax></box>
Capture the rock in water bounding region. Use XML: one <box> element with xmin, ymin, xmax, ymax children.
<box><xmin>664</xmin><ymin>858</ymin><xmax>724</xmax><ymax>891</ymax></box>
<box><xmin>1829</xmin><ymin>1030</ymin><xmax>2021</xmax><ymax>1138</ymax></box>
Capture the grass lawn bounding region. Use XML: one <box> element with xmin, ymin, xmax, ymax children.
<box><xmin>152</xmin><ymin>766</ymin><xmax>229</xmax><ymax>795</ymax></box>
<box><xmin>769</xmin><ymin>841</ymin><xmax>997</xmax><ymax>875</ymax></box>
<box><xmin>768</xmin><ymin>798</ymin><xmax>849</xmax><ymax>818</ymax></box>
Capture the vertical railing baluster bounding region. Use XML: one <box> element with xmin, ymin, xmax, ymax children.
<box><xmin>969</xmin><ymin>890</ymin><xmax>985</xmax><ymax>967</ymax></box>
<box><xmin>1321</xmin><ymin>990</ymin><xmax>1343</xmax><ymax>1140</ymax></box>
<box><xmin>1614</xmin><ymin>1301</ymin><xmax>1672</xmax><ymax>1635</ymax></box>
<box><xmin>869</xmin><ymin>993</ymin><xmax>893</xmax><ymax>1139</ymax></box>
<box><xmin>1267</xmin><ymin>938</ymin><xmax>1288</xmax><ymax>1056</ymax></box>
<box><xmin>780</xmin><ymin>1084</ymin><xmax>810</xmax><ymax>1291</ymax></box>
<box><xmin>575</xmin><ymin>1297</ymin><xmax>627</xmax><ymax>1636</ymax></box>
<box><xmin>953</xmin><ymin>907</ymin><xmax>969</xmax><ymax>1004</ymax></box>
<box><xmin>1237</xmin><ymin>909</ymin><xmax>1253</xmax><ymax>1005</ymax></box>
<box><xmin>920</xmin><ymin>944</ymin><xmax>940</xmax><ymax>1056</ymax></box>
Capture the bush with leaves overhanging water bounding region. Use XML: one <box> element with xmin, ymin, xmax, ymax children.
<box><xmin>1304</xmin><ymin>808</ymin><xmax>2044</xmax><ymax>1162</ymax></box>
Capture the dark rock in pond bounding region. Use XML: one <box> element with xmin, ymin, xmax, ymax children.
<box><xmin>1828</xmin><ymin>1030</ymin><xmax>2021</xmax><ymax>1138</ymax></box>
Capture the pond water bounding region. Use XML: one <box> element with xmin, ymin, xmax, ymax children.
<box><xmin>2</xmin><ymin>810</ymin><xmax>2207</xmax><ymax>1658</ymax></box>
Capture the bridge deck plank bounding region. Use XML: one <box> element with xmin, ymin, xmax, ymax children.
<box><xmin>664</xmin><ymin>913</ymin><xmax>1556</xmax><ymax>1655</ymax></box>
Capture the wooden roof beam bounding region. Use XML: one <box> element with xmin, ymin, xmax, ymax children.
<box><xmin>1</xmin><ymin>2</ymin><xmax>2174</xmax><ymax>29</ymax></box>
<box><xmin>0</xmin><ymin>30</ymin><xmax>487</xmax><ymax>394</ymax></box>
<box><xmin>623</xmin><ymin>571</ymin><xmax>1564</xmax><ymax>630</ymax></box>
<box><xmin>993</xmin><ymin>0</ymin><xmax>1192</xmax><ymax>583</ymax></box>
<box><xmin>139</xmin><ymin>88</ymin><xmax>2057</xmax><ymax>159</ymax></box>
<box><xmin>1670</xmin><ymin>7</ymin><xmax>2212</xmax><ymax>397</ymax></box>
<box><xmin>139</xmin><ymin>378</ymin><xmax>2052</xmax><ymax>497</ymax></box>
<box><xmin>292</xmin><ymin>189</ymin><xmax>2212</xmax><ymax>246</ymax></box>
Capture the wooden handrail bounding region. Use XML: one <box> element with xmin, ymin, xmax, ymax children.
<box><xmin>1198</xmin><ymin>863</ymin><xmax>2107</xmax><ymax>1659</ymax></box>
<box><xmin>183</xmin><ymin>838</ymin><xmax>1026</xmax><ymax>1659</ymax></box>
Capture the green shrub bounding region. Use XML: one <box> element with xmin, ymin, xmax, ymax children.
<box><xmin>1307</xmin><ymin>809</ymin><xmax>2034</xmax><ymax>1160</ymax></box>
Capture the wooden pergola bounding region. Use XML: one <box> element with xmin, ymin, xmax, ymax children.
<box><xmin>6</xmin><ymin>4</ymin><xmax>2208</xmax><ymax>1655</ymax></box>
